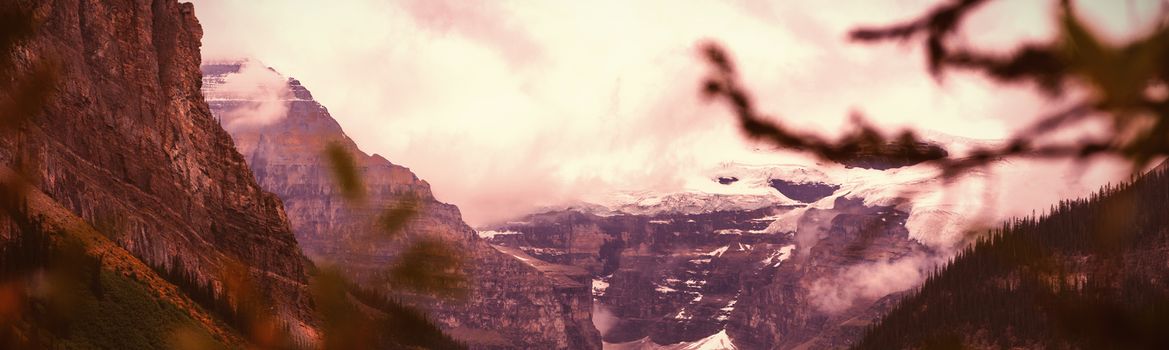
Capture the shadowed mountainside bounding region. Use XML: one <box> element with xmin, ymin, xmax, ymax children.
<box><xmin>0</xmin><ymin>0</ymin><xmax>315</xmax><ymax>342</ymax></box>
<box><xmin>858</xmin><ymin>162</ymin><xmax>1169</xmax><ymax>349</ymax></box>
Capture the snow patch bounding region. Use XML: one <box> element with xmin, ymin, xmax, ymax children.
<box><xmin>720</xmin><ymin>300</ymin><xmax>737</xmax><ymax>312</ymax></box>
<box><xmin>714</xmin><ymin>229</ymin><xmax>742</xmax><ymax>235</ymax></box>
<box><xmin>762</xmin><ymin>206</ymin><xmax>808</xmax><ymax>234</ymax></box>
<box><xmin>762</xmin><ymin>244</ymin><xmax>796</xmax><ymax>267</ymax></box>
<box><xmin>476</xmin><ymin>230</ymin><xmax>521</xmax><ymax>240</ymax></box>
<box><xmin>602</xmin><ymin>329</ymin><xmax>739</xmax><ymax>350</ymax></box>
<box><xmin>593</xmin><ymin>278</ymin><xmax>610</xmax><ymax>296</ymax></box>
<box><xmin>750</xmin><ymin>214</ymin><xmax>783</xmax><ymax>222</ymax></box>
<box><xmin>655</xmin><ymin>284</ymin><xmax>678</xmax><ymax>293</ymax></box>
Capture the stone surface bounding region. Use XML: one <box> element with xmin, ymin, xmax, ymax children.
<box><xmin>0</xmin><ymin>0</ymin><xmax>313</xmax><ymax>337</ymax></box>
<box><xmin>203</xmin><ymin>61</ymin><xmax>601</xmax><ymax>349</ymax></box>
<box><xmin>768</xmin><ymin>179</ymin><xmax>839</xmax><ymax>203</ymax></box>
<box><xmin>485</xmin><ymin>207</ymin><xmax>789</xmax><ymax>345</ymax></box>
<box><xmin>728</xmin><ymin>197</ymin><xmax>924</xmax><ymax>349</ymax></box>
<box><xmin>486</xmin><ymin>195</ymin><xmax>927</xmax><ymax>349</ymax></box>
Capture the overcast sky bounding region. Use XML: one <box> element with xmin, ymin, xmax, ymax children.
<box><xmin>190</xmin><ymin>0</ymin><xmax>1159</xmax><ymax>225</ymax></box>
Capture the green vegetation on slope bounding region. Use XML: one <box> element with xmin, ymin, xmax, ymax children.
<box><xmin>0</xmin><ymin>215</ymin><xmax>225</xmax><ymax>349</ymax></box>
<box><xmin>57</xmin><ymin>269</ymin><xmax>224</xmax><ymax>349</ymax></box>
<box><xmin>857</xmin><ymin>165</ymin><xmax>1169</xmax><ymax>349</ymax></box>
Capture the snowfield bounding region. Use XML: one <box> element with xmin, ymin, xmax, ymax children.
<box><xmin>603</xmin><ymin>329</ymin><xmax>738</xmax><ymax>350</ymax></box>
<box><xmin>593</xmin><ymin>278</ymin><xmax>610</xmax><ymax>297</ymax></box>
<box><xmin>566</xmin><ymin>130</ymin><xmax>1129</xmax><ymax>254</ymax></box>
<box><xmin>523</xmin><ymin>132</ymin><xmax>1133</xmax><ymax>350</ymax></box>
<box><xmin>476</xmin><ymin>230</ymin><xmax>522</xmax><ymax>240</ymax></box>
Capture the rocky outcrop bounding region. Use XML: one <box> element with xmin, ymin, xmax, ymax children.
<box><xmin>768</xmin><ymin>179</ymin><xmax>839</xmax><ymax>203</ymax></box>
<box><xmin>487</xmin><ymin>196</ymin><xmax>928</xmax><ymax>349</ymax></box>
<box><xmin>486</xmin><ymin>206</ymin><xmax>795</xmax><ymax>345</ymax></box>
<box><xmin>728</xmin><ymin>197</ymin><xmax>925</xmax><ymax>349</ymax></box>
<box><xmin>0</xmin><ymin>0</ymin><xmax>313</xmax><ymax>336</ymax></box>
<box><xmin>203</xmin><ymin>61</ymin><xmax>601</xmax><ymax>349</ymax></box>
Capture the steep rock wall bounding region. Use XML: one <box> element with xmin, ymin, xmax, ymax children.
<box><xmin>0</xmin><ymin>0</ymin><xmax>313</xmax><ymax>333</ymax></box>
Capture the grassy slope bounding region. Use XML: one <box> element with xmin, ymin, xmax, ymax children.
<box><xmin>5</xmin><ymin>168</ymin><xmax>245</xmax><ymax>348</ymax></box>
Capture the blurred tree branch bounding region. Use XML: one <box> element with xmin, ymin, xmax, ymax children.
<box><xmin>322</xmin><ymin>141</ymin><xmax>467</xmax><ymax>299</ymax></box>
<box><xmin>701</xmin><ymin>0</ymin><xmax>1169</xmax><ymax>178</ymax></box>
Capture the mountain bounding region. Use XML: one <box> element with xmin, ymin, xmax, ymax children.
<box><xmin>857</xmin><ymin>162</ymin><xmax>1169</xmax><ymax>349</ymax></box>
<box><xmin>0</xmin><ymin>0</ymin><xmax>319</xmax><ymax>346</ymax></box>
<box><xmin>482</xmin><ymin>161</ymin><xmax>977</xmax><ymax>348</ymax></box>
<box><xmin>0</xmin><ymin>166</ymin><xmax>248</xmax><ymax>348</ymax></box>
<box><xmin>486</xmin><ymin>206</ymin><xmax>794</xmax><ymax>346</ymax></box>
<box><xmin>726</xmin><ymin>195</ymin><xmax>925</xmax><ymax>349</ymax></box>
<box><xmin>604</xmin><ymin>329</ymin><xmax>738</xmax><ymax>350</ymax></box>
<box><xmin>202</xmin><ymin>60</ymin><xmax>601</xmax><ymax>349</ymax></box>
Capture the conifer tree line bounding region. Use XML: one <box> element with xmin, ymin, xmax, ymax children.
<box><xmin>0</xmin><ymin>199</ymin><xmax>106</xmax><ymax>348</ymax></box>
<box><xmin>151</xmin><ymin>248</ymin><xmax>465</xmax><ymax>349</ymax></box>
<box><xmin>857</xmin><ymin>164</ymin><xmax>1169</xmax><ymax>349</ymax></box>
<box><xmin>152</xmin><ymin>256</ymin><xmax>261</xmax><ymax>340</ymax></box>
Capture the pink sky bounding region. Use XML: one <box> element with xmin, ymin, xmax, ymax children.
<box><xmin>190</xmin><ymin>0</ymin><xmax>1158</xmax><ymax>225</ymax></box>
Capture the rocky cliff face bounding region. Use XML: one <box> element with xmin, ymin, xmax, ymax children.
<box><xmin>484</xmin><ymin>171</ymin><xmax>930</xmax><ymax>349</ymax></box>
<box><xmin>768</xmin><ymin>179</ymin><xmax>839</xmax><ymax>203</ymax></box>
<box><xmin>203</xmin><ymin>61</ymin><xmax>601</xmax><ymax>349</ymax></box>
<box><xmin>727</xmin><ymin>197</ymin><xmax>924</xmax><ymax>349</ymax></box>
<box><xmin>486</xmin><ymin>207</ymin><xmax>793</xmax><ymax>345</ymax></box>
<box><xmin>0</xmin><ymin>0</ymin><xmax>312</xmax><ymax>336</ymax></box>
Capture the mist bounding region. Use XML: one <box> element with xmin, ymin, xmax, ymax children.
<box><xmin>809</xmin><ymin>253</ymin><xmax>933</xmax><ymax>314</ymax></box>
<box><xmin>591</xmin><ymin>303</ymin><xmax>619</xmax><ymax>337</ymax></box>
<box><xmin>205</xmin><ymin>59</ymin><xmax>292</xmax><ymax>130</ymax></box>
<box><xmin>795</xmin><ymin>154</ymin><xmax>1135</xmax><ymax>313</ymax></box>
<box><xmin>188</xmin><ymin>0</ymin><xmax>1153</xmax><ymax>227</ymax></box>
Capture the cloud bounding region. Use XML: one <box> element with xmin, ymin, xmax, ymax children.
<box><xmin>808</xmin><ymin>253</ymin><xmax>932</xmax><ymax>314</ymax></box>
<box><xmin>790</xmin><ymin>153</ymin><xmax>1134</xmax><ymax>313</ymax></box>
<box><xmin>189</xmin><ymin>0</ymin><xmax>1149</xmax><ymax>225</ymax></box>
<box><xmin>591</xmin><ymin>303</ymin><xmax>619</xmax><ymax>337</ymax></box>
<box><xmin>207</xmin><ymin>60</ymin><xmax>292</xmax><ymax>130</ymax></box>
<box><xmin>399</xmin><ymin>0</ymin><xmax>543</xmax><ymax>65</ymax></box>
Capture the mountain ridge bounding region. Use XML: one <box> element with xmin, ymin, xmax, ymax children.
<box><xmin>202</xmin><ymin>59</ymin><xmax>603</xmax><ymax>349</ymax></box>
<box><xmin>0</xmin><ymin>0</ymin><xmax>320</xmax><ymax>341</ymax></box>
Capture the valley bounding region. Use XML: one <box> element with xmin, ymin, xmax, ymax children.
<box><xmin>0</xmin><ymin>1</ymin><xmax>1163</xmax><ymax>349</ymax></box>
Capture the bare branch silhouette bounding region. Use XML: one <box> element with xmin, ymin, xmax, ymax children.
<box><xmin>701</xmin><ymin>0</ymin><xmax>1169</xmax><ymax>178</ymax></box>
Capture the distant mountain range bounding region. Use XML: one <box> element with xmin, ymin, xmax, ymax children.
<box><xmin>478</xmin><ymin>138</ymin><xmax>1135</xmax><ymax>349</ymax></box>
<box><xmin>481</xmin><ymin>162</ymin><xmax>929</xmax><ymax>348</ymax></box>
